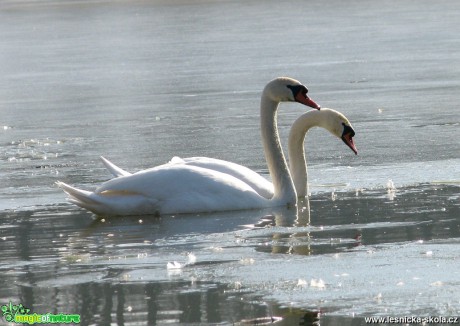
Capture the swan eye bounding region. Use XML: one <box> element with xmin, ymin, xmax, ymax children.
<box><xmin>342</xmin><ymin>123</ymin><xmax>355</xmax><ymax>137</ymax></box>
<box><xmin>299</xmin><ymin>85</ymin><xmax>309</xmax><ymax>96</ymax></box>
<box><xmin>287</xmin><ymin>85</ymin><xmax>308</xmax><ymax>99</ymax></box>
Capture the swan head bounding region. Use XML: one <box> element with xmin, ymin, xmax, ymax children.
<box><xmin>292</xmin><ymin>108</ymin><xmax>357</xmax><ymax>155</ymax></box>
<box><xmin>322</xmin><ymin>109</ymin><xmax>358</xmax><ymax>155</ymax></box>
<box><xmin>264</xmin><ymin>77</ymin><xmax>321</xmax><ymax>109</ymax></box>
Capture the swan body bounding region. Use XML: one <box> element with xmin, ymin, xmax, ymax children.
<box><xmin>58</xmin><ymin>77</ymin><xmax>321</xmax><ymax>216</ymax></box>
<box><xmin>57</xmin><ymin>164</ymin><xmax>268</xmax><ymax>215</ymax></box>
<box><xmin>100</xmin><ymin>108</ymin><xmax>357</xmax><ymax>199</ymax></box>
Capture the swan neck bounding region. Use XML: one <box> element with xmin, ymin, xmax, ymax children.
<box><xmin>260</xmin><ymin>94</ymin><xmax>296</xmax><ymax>205</ymax></box>
<box><xmin>288</xmin><ymin>110</ymin><xmax>323</xmax><ymax>197</ymax></box>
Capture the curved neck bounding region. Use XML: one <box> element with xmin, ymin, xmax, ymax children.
<box><xmin>288</xmin><ymin>110</ymin><xmax>326</xmax><ymax>197</ymax></box>
<box><xmin>260</xmin><ymin>94</ymin><xmax>297</xmax><ymax>206</ymax></box>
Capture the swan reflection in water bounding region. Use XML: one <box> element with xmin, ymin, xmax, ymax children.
<box><xmin>239</xmin><ymin>197</ymin><xmax>316</xmax><ymax>256</ymax></box>
<box><xmin>80</xmin><ymin>197</ymin><xmax>310</xmax><ymax>240</ymax></box>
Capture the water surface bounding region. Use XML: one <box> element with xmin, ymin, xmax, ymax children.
<box><xmin>1</xmin><ymin>0</ymin><xmax>459</xmax><ymax>325</ymax></box>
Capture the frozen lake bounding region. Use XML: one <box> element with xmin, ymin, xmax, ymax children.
<box><xmin>1</xmin><ymin>0</ymin><xmax>459</xmax><ymax>325</ymax></box>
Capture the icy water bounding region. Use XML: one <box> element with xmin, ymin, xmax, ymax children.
<box><xmin>1</xmin><ymin>0</ymin><xmax>460</xmax><ymax>325</ymax></box>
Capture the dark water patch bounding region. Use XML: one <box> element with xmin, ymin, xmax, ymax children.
<box><xmin>412</xmin><ymin>122</ymin><xmax>460</xmax><ymax>128</ymax></box>
<box><xmin>10</xmin><ymin>281</ymin><xmax>266</xmax><ymax>325</ymax></box>
<box><xmin>5</xmin><ymin>274</ymin><xmax>330</xmax><ymax>326</ymax></box>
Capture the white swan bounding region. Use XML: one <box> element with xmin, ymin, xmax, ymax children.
<box><xmin>57</xmin><ymin>77</ymin><xmax>321</xmax><ymax>216</ymax></box>
<box><xmin>100</xmin><ymin>108</ymin><xmax>357</xmax><ymax>199</ymax></box>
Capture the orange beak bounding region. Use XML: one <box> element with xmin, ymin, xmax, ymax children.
<box><xmin>342</xmin><ymin>132</ymin><xmax>358</xmax><ymax>155</ymax></box>
<box><xmin>295</xmin><ymin>92</ymin><xmax>321</xmax><ymax>110</ymax></box>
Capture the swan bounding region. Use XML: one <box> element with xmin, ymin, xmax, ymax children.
<box><xmin>99</xmin><ymin>108</ymin><xmax>357</xmax><ymax>199</ymax></box>
<box><xmin>57</xmin><ymin>77</ymin><xmax>321</xmax><ymax>216</ymax></box>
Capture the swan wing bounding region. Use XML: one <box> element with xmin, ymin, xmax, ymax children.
<box><xmin>175</xmin><ymin>157</ymin><xmax>274</xmax><ymax>198</ymax></box>
<box><xmin>100</xmin><ymin>156</ymin><xmax>131</xmax><ymax>177</ymax></box>
<box><xmin>99</xmin><ymin>156</ymin><xmax>274</xmax><ymax>199</ymax></box>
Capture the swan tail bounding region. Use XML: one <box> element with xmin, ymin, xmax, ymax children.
<box><xmin>56</xmin><ymin>181</ymin><xmax>106</xmax><ymax>213</ymax></box>
<box><xmin>56</xmin><ymin>181</ymin><xmax>156</xmax><ymax>216</ymax></box>
<box><xmin>100</xmin><ymin>156</ymin><xmax>131</xmax><ymax>177</ymax></box>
